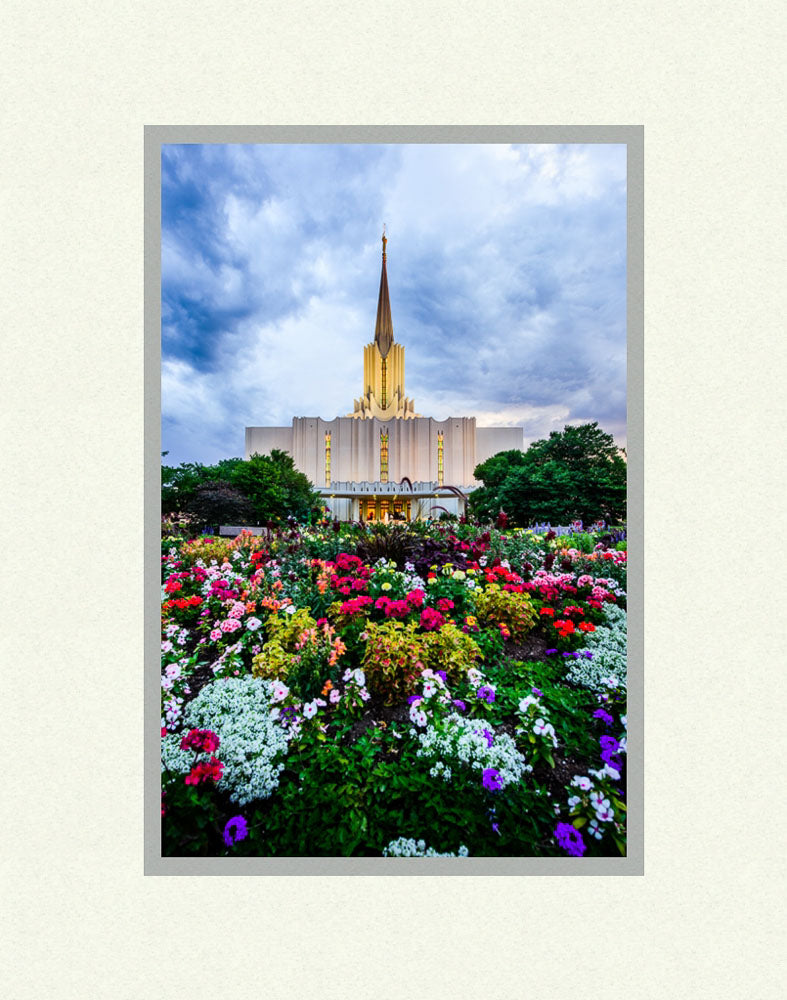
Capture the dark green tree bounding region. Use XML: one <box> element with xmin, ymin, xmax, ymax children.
<box><xmin>183</xmin><ymin>481</ymin><xmax>257</xmax><ymax>530</ymax></box>
<box><xmin>470</xmin><ymin>423</ymin><xmax>626</xmax><ymax>526</ymax></box>
<box><xmin>228</xmin><ymin>450</ymin><xmax>322</xmax><ymax>524</ymax></box>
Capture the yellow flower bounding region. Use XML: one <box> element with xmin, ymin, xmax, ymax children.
<box><xmin>381</xmin><ymin>582</ymin><xmax>392</xmax><ymax>591</ymax></box>
<box><xmin>452</xmin><ymin>570</ymin><xmax>466</xmax><ymax>581</ymax></box>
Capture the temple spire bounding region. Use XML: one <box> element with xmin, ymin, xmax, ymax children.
<box><xmin>374</xmin><ymin>226</ymin><xmax>394</xmax><ymax>359</ymax></box>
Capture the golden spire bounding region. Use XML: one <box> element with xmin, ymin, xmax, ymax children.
<box><xmin>374</xmin><ymin>226</ymin><xmax>394</xmax><ymax>358</ymax></box>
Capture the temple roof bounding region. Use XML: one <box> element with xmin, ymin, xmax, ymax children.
<box><xmin>374</xmin><ymin>230</ymin><xmax>394</xmax><ymax>358</ymax></box>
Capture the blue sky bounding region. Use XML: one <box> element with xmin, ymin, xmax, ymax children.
<box><xmin>161</xmin><ymin>143</ymin><xmax>627</xmax><ymax>466</ymax></box>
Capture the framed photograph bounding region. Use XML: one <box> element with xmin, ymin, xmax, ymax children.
<box><xmin>146</xmin><ymin>129</ymin><xmax>642</xmax><ymax>874</ymax></box>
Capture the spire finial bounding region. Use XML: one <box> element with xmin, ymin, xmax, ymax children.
<box><xmin>382</xmin><ymin>224</ymin><xmax>387</xmax><ymax>258</ymax></box>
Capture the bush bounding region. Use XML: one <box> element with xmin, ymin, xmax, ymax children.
<box><xmin>472</xmin><ymin>583</ymin><xmax>537</xmax><ymax>640</ymax></box>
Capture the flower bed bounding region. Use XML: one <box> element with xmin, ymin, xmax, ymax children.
<box><xmin>160</xmin><ymin>521</ymin><xmax>628</xmax><ymax>857</ymax></box>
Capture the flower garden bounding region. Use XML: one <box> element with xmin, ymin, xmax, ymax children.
<box><xmin>160</xmin><ymin>519</ymin><xmax>628</xmax><ymax>858</ymax></box>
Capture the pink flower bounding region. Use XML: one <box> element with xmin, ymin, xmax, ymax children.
<box><xmin>329</xmin><ymin>689</ymin><xmax>341</xmax><ymax>704</ymax></box>
<box><xmin>220</xmin><ymin>618</ymin><xmax>242</xmax><ymax>633</ymax></box>
<box><xmin>209</xmin><ymin>629</ymin><xmax>222</xmax><ymax>641</ymax></box>
<box><xmin>420</xmin><ymin>607</ymin><xmax>445</xmax><ymax>631</ymax></box>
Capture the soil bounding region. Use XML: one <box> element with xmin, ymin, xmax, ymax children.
<box><xmin>503</xmin><ymin>631</ymin><xmax>551</xmax><ymax>662</ymax></box>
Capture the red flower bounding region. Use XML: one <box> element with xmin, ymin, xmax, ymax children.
<box><xmin>180</xmin><ymin>728</ymin><xmax>220</xmax><ymax>754</ymax></box>
<box><xmin>578</xmin><ymin>622</ymin><xmax>596</xmax><ymax>632</ymax></box>
<box><xmin>184</xmin><ymin>756</ymin><xmax>224</xmax><ymax>786</ymax></box>
<box><xmin>539</xmin><ymin>608</ymin><xmax>555</xmax><ymax>617</ymax></box>
<box><xmin>437</xmin><ymin>598</ymin><xmax>454</xmax><ymax>611</ymax></box>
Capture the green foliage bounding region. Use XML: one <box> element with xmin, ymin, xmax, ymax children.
<box><xmin>184</xmin><ymin>481</ymin><xmax>257</xmax><ymax>530</ymax></box>
<box><xmin>419</xmin><ymin>624</ymin><xmax>483</xmax><ymax>679</ymax></box>
<box><xmin>472</xmin><ymin>583</ymin><xmax>537</xmax><ymax>640</ymax></box>
<box><xmin>361</xmin><ymin>621</ymin><xmax>424</xmax><ymax>705</ymax></box>
<box><xmin>231</xmin><ymin>450</ymin><xmax>322</xmax><ymax>525</ymax></box>
<box><xmin>470</xmin><ymin>423</ymin><xmax>626</xmax><ymax>526</ymax></box>
<box><xmin>162</xmin><ymin>450</ymin><xmax>321</xmax><ymax>526</ymax></box>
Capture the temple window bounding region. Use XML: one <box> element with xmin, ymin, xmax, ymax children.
<box><xmin>380</xmin><ymin>430</ymin><xmax>389</xmax><ymax>483</ymax></box>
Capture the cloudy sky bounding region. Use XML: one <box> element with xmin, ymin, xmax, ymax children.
<box><xmin>161</xmin><ymin>143</ymin><xmax>626</xmax><ymax>467</ymax></box>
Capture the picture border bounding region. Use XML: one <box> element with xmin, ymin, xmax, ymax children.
<box><xmin>145</xmin><ymin>126</ymin><xmax>643</xmax><ymax>875</ymax></box>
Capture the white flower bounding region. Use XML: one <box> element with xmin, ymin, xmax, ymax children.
<box><xmin>161</xmin><ymin>640</ymin><xmax>173</xmax><ymax>654</ymax></box>
<box><xmin>284</xmin><ymin>605</ymin><xmax>297</xmax><ymax>615</ymax></box>
<box><xmin>596</xmin><ymin>804</ymin><xmax>615</xmax><ymax>823</ymax></box>
<box><xmin>590</xmin><ymin>791</ymin><xmax>609</xmax><ymax>811</ymax></box>
<box><xmin>246</xmin><ymin>617</ymin><xmax>262</xmax><ymax>631</ymax></box>
<box><xmin>413</xmin><ymin>710</ymin><xmax>428</xmax><ymax>727</ymax></box>
<box><xmin>621</xmin><ymin>715</ymin><xmax>627</xmax><ymax>729</ymax></box>
<box><xmin>422</xmin><ymin>681</ymin><xmax>437</xmax><ymax>699</ymax></box>
<box><xmin>567</xmin><ymin>795</ymin><xmax>581</xmax><ymax>810</ymax></box>
<box><xmin>451</xmin><ymin>570</ymin><xmax>466</xmax><ymax>581</ymax></box>
<box><xmin>533</xmin><ymin>718</ymin><xmax>549</xmax><ymax>735</ymax></box>
<box><xmin>572</xmin><ymin>775</ymin><xmax>593</xmax><ymax>791</ymax></box>
<box><xmin>303</xmin><ymin>701</ymin><xmax>318</xmax><ymax>720</ymax></box>
<box><xmin>588</xmin><ymin>818</ymin><xmax>603</xmax><ymax>840</ymax></box>
<box><xmin>353</xmin><ymin>668</ymin><xmax>366</xmax><ymax>687</ymax></box>
<box><xmin>603</xmin><ymin>763</ymin><xmax>621</xmax><ymax>780</ymax></box>
<box><xmin>518</xmin><ymin>695</ymin><xmax>539</xmax><ymax>714</ymax></box>
<box><xmin>271</xmin><ymin>682</ymin><xmax>289</xmax><ymax>703</ymax></box>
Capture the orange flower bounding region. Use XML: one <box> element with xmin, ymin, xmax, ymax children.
<box><xmin>321</xmin><ymin>680</ymin><xmax>334</xmax><ymax>695</ymax></box>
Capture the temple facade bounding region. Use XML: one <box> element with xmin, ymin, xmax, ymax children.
<box><xmin>245</xmin><ymin>232</ymin><xmax>523</xmax><ymax>520</ymax></box>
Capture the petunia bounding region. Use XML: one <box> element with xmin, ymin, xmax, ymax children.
<box><xmin>223</xmin><ymin>815</ymin><xmax>248</xmax><ymax>847</ymax></box>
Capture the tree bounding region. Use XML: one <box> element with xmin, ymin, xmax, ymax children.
<box><xmin>161</xmin><ymin>458</ymin><xmax>245</xmax><ymax>516</ymax></box>
<box><xmin>470</xmin><ymin>423</ymin><xmax>626</xmax><ymax>526</ymax></box>
<box><xmin>184</xmin><ymin>481</ymin><xmax>257</xmax><ymax>530</ymax></box>
<box><xmin>469</xmin><ymin>449</ymin><xmax>529</xmax><ymax>522</ymax></box>
<box><xmin>228</xmin><ymin>450</ymin><xmax>322</xmax><ymax>524</ymax></box>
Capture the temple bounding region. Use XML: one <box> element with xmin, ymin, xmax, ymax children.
<box><xmin>245</xmin><ymin>232</ymin><xmax>523</xmax><ymax>520</ymax></box>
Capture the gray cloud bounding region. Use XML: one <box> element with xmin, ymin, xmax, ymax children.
<box><xmin>162</xmin><ymin>143</ymin><xmax>626</xmax><ymax>465</ymax></box>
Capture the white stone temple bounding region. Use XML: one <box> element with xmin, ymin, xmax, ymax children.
<box><xmin>245</xmin><ymin>232</ymin><xmax>523</xmax><ymax>520</ymax></box>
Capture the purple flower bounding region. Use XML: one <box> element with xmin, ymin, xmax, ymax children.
<box><xmin>482</xmin><ymin>728</ymin><xmax>494</xmax><ymax>748</ymax></box>
<box><xmin>554</xmin><ymin>822</ymin><xmax>586</xmax><ymax>857</ymax></box>
<box><xmin>492</xmin><ymin>822</ymin><xmax>500</xmax><ymax>835</ymax></box>
<box><xmin>562</xmin><ymin>652</ymin><xmax>573</xmax><ymax>658</ymax></box>
<box><xmin>600</xmin><ymin>735</ymin><xmax>620</xmax><ymax>753</ymax></box>
<box><xmin>223</xmin><ymin>815</ymin><xmax>248</xmax><ymax>848</ymax></box>
<box><xmin>532</xmin><ymin>687</ymin><xmax>543</xmax><ymax>697</ymax></box>
<box><xmin>452</xmin><ymin>699</ymin><xmax>466</xmax><ymax>712</ymax></box>
<box><xmin>593</xmin><ymin>709</ymin><xmax>614</xmax><ymax>726</ymax></box>
<box><xmin>407</xmin><ymin>694</ymin><xmax>423</xmax><ymax>705</ymax></box>
<box><xmin>545</xmin><ymin>648</ymin><xmax>558</xmax><ymax>656</ymax></box>
<box><xmin>482</xmin><ymin>768</ymin><xmax>503</xmax><ymax>792</ymax></box>
<box><xmin>477</xmin><ymin>685</ymin><xmax>496</xmax><ymax>703</ymax></box>
<box><xmin>436</xmin><ymin>670</ymin><xmax>447</xmax><ymax>683</ymax></box>
<box><xmin>583</xmin><ymin>651</ymin><xmax>594</xmax><ymax>659</ymax></box>
<box><xmin>602</xmin><ymin>752</ymin><xmax>624</xmax><ymax>773</ymax></box>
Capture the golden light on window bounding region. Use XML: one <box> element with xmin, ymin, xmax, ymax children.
<box><xmin>324</xmin><ymin>431</ymin><xmax>331</xmax><ymax>487</ymax></box>
<box><xmin>437</xmin><ymin>431</ymin><xmax>444</xmax><ymax>486</ymax></box>
<box><xmin>380</xmin><ymin>429</ymin><xmax>389</xmax><ymax>483</ymax></box>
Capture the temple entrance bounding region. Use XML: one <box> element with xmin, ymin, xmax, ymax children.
<box><xmin>362</xmin><ymin>497</ymin><xmax>411</xmax><ymax>522</ymax></box>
